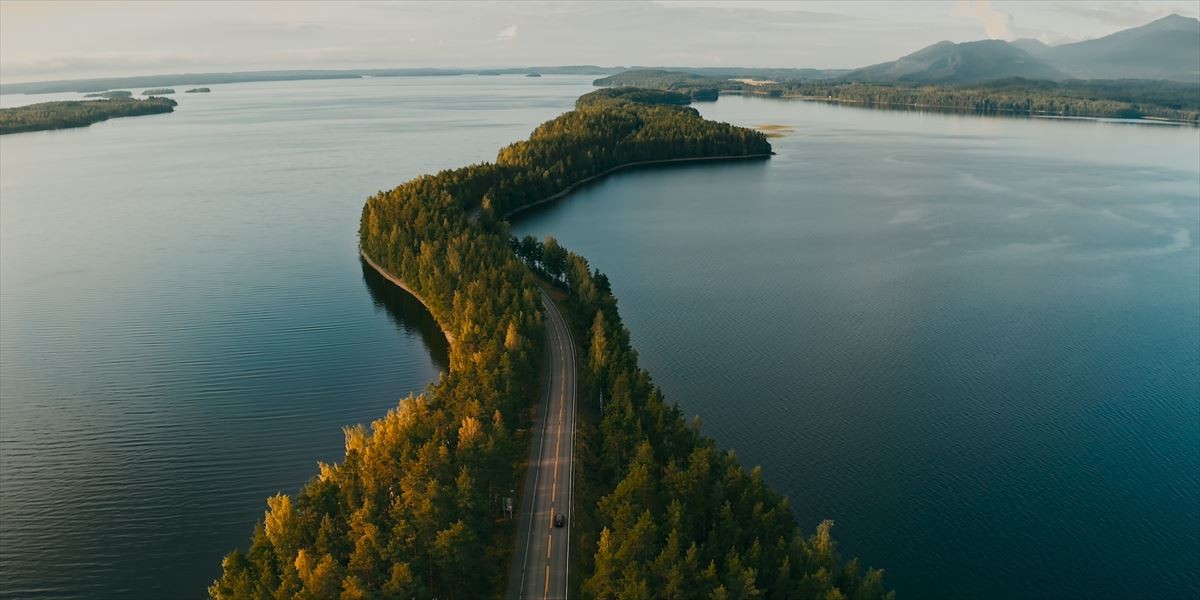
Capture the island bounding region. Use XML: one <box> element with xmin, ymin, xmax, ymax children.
<box><xmin>0</xmin><ymin>97</ymin><xmax>178</xmax><ymax>135</ymax></box>
<box><xmin>185</xmin><ymin>87</ymin><xmax>211</xmax><ymax>93</ymax></box>
<box><xmin>525</xmin><ymin>72</ymin><xmax>542</xmax><ymax>78</ymax></box>
<box><xmin>142</xmin><ymin>88</ymin><xmax>175</xmax><ymax>95</ymax></box>
<box><xmin>211</xmin><ymin>89</ymin><xmax>891</xmax><ymax>600</ymax></box>
<box><xmin>82</xmin><ymin>90</ymin><xmax>132</xmax><ymax>99</ymax></box>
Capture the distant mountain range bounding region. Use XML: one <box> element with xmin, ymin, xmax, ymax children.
<box><xmin>846</xmin><ymin>14</ymin><xmax>1199</xmax><ymax>84</ymax></box>
<box><xmin>3</xmin><ymin>14</ymin><xmax>1197</xmax><ymax>95</ymax></box>
<box><xmin>845</xmin><ymin>39</ymin><xmax>1066</xmax><ymax>84</ymax></box>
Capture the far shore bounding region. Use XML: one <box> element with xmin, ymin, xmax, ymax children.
<box><xmin>728</xmin><ymin>90</ymin><xmax>1199</xmax><ymax>126</ymax></box>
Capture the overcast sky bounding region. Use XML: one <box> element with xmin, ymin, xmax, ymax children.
<box><xmin>2</xmin><ymin>0</ymin><xmax>1197</xmax><ymax>83</ymax></box>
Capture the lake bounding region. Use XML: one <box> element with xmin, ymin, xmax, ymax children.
<box><xmin>0</xmin><ymin>75</ymin><xmax>594</xmax><ymax>598</ymax></box>
<box><xmin>1</xmin><ymin>78</ymin><xmax>1197</xmax><ymax>599</ymax></box>
<box><xmin>512</xmin><ymin>96</ymin><xmax>1200</xmax><ymax>599</ymax></box>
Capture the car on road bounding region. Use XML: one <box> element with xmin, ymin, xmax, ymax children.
<box><xmin>554</xmin><ymin>513</ymin><xmax>565</xmax><ymax>528</ymax></box>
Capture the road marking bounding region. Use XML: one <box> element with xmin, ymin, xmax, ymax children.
<box><xmin>517</xmin><ymin>293</ymin><xmax>558</xmax><ymax>599</ymax></box>
<box><xmin>518</xmin><ymin>292</ymin><xmax>576</xmax><ymax>599</ymax></box>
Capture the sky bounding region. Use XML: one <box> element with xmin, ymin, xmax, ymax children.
<box><xmin>2</xmin><ymin>0</ymin><xmax>1198</xmax><ymax>83</ymax></box>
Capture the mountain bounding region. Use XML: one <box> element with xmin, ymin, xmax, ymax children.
<box><xmin>1010</xmin><ymin>38</ymin><xmax>1052</xmax><ymax>59</ymax></box>
<box><xmin>844</xmin><ymin>14</ymin><xmax>1200</xmax><ymax>85</ymax></box>
<box><xmin>845</xmin><ymin>39</ymin><xmax>1066</xmax><ymax>84</ymax></box>
<box><xmin>1041</xmin><ymin>14</ymin><xmax>1200</xmax><ymax>81</ymax></box>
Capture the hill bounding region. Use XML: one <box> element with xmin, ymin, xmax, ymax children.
<box><xmin>1010</xmin><ymin>38</ymin><xmax>1052</xmax><ymax>59</ymax></box>
<box><xmin>845</xmin><ymin>39</ymin><xmax>1066</xmax><ymax>84</ymax></box>
<box><xmin>1041</xmin><ymin>14</ymin><xmax>1200</xmax><ymax>81</ymax></box>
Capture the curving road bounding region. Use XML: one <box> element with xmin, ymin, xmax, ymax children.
<box><xmin>507</xmin><ymin>289</ymin><xmax>577</xmax><ymax>600</ymax></box>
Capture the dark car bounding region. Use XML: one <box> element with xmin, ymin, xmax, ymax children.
<box><xmin>554</xmin><ymin>513</ymin><xmax>565</xmax><ymax>528</ymax></box>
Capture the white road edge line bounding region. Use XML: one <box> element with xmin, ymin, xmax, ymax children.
<box><xmin>555</xmin><ymin>293</ymin><xmax>579</xmax><ymax>600</ymax></box>
<box><xmin>518</xmin><ymin>295</ymin><xmax>557</xmax><ymax>599</ymax></box>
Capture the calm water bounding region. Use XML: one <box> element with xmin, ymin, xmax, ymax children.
<box><xmin>0</xmin><ymin>75</ymin><xmax>594</xmax><ymax>598</ymax></box>
<box><xmin>512</xmin><ymin>97</ymin><xmax>1200</xmax><ymax>599</ymax></box>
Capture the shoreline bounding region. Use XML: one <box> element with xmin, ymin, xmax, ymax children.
<box><xmin>358</xmin><ymin>250</ymin><xmax>456</xmax><ymax>346</ymax></box>
<box><xmin>499</xmin><ymin>153</ymin><xmax>772</xmax><ymax>220</ymax></box>
<box><xmin>363</xmin><ymin>152</ymin><xmax>772</xmax><ymax>352</ymax></box>
<box><xmin>726</xmin><ymin>90</ymin><xmax>1198</xmax><ymax>125</ymax></box>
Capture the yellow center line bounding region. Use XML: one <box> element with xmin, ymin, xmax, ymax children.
<box><xmin>540</xmin><ymin>298</ymin><xmax>572</xmax><ymax>599</ymax></box>
<box><xmin>551</xmin><ymin>312</ymin><xmax>566</xmax><ymax>505</ymax></box>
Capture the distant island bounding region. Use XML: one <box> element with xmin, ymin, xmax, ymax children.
<box><xmin>525</xmin><ymin>72</ymin><xmax>542</xmax><ymax>77</ymax></box>
<box><xmin>82</xmin><ymin>90</ymin><xmax>132</xmax><ymax>99</ymax></box>
<box><xmin>0</xmin><ymin>97</ymin><xmax>177</xmax><ymax>134</ymax></box>
<box><xmin>0</xmin><ymin>67</ymin><xmax>624</xmax><ymax>95</ymax></box>
<box><xmin>142</xmin><ymin>88</ymin><xmax>175</xmax><ymax>95</ymax></box>
<box><xmin>185</xmin><ymin>87</ymin><xmax>211</xmax><ymax>93</ymax></box>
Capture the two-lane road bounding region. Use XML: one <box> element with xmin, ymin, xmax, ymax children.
<box><xmin>507</xmin><ymin>290</ymin><xmax>577</xmax><ymax>600</ymax></box>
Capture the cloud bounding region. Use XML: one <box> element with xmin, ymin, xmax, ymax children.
<box><xmin>951</xmin><ymin>0</ymin><xmax>1014</xmax><ymax>40</ymax></box>
<box><xmin>495</xmin><ymin>24</ymin><xmax>517</xmax><ymax>41</ymax></box>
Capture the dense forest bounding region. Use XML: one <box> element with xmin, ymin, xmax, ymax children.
<box><xmin>83</xmin><ymin>90</ymin><xmax>133</xmax><ymax>98</ymax></box>
<box><xmin>575</xmin><ymin>87</ymin><xmax>692</xmax><ymax>108</ymax></box>
<box><xmin>782</xmin><ymin>79</ymin><xmax>1200</xmax><ymax>122</ymax></box>
<box><xmin>512</xmin><ymin>236</ymin><xmax>893</xmax><ymax>599</ymax></box>
<box><xmin>211</xmin><ymin>88</ymin><xmax>888</xmax><ymax>599</ymax></box>
<box><xmin>594</xmin><ymin>70</ymin><xmax>722</xmax><ymax>101</ymax></box>
<box><xmin>0</xmin><ymin>97</ymin><xmax>177</xmax><ymax>134</ymax></box>
<box><xmin>596</xmin><ymin>69</ymin><xmax>1200</xmax><ymax>122</ymax></box>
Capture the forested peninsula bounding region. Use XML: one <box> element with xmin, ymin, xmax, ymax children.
<box><xmin>597</xmin><ymin>70</ymin><xmax>1200</xmax><ymax>123</ymax></box>
<box><xmin>211</xmin><ymin>88</ymin><xmax>891</xmax><ymax>599</ymax></box>
<box><xmin>0</xmin><ymin>97</ymin><xmax>177</xmax><ymax>134</ymax></box>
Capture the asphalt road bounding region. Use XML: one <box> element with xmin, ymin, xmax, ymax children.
<box><xmin>507</xmin><ymin>289</ymin><xmax>578</xmax><ymax>600</ymax></box>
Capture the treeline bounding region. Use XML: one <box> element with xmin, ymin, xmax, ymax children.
<box><xmin>597</xmin><ymin>69</ymin><xmax>1200</xmax><ymax>122</ymax></box>
<box><xmin>783</xmin><ymin>80</ymin><xmax>1200</xmax><ymax>122</ymax></box>
<box><xmin>212</xmin><ymin>160</ymin><xmax>545</xmax><ymax>598</ymax></box>
<box><xmin>513</xmin><ymin>236</ymin><xmax>893</xmax><ymax>599</ymax></box>
<box><xmin>594</xmin><ymin>70</ymin><xmax>720</xmax><ymax>101</ymax></box>
<box><xmin>483</xmin><ymin>92</ymin><xmax>770</xmax><ymax>216</ymax></box>
<box><xmin>576</xmin><ymin>87</ymin><xmax>692</xmax><ymax>108</ymax></box>
<box><xmin>212</xmin><ymin>88</ymin><xmax>882</xmax><ymax>599</ymax></box>
<box><xmin>0</xmin><ymin>97</ymin><xmax>177</xmax><ymax>134</ymax></box>
<box><xmin>977</xmin><ymin>77</ymin><xmax>1200</xmax><ymax>111</ymax></box>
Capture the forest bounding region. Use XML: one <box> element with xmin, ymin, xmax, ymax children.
<box><xmin>211</xmin><ymin>88</ymin><xmax>888</xmax><ymax>599</ymax></box>
<box><xmin>596</xmin><ymin>69</ymin><xmax>1200</xmax><ymax>122</ymax></box>
<box><xmin>512</xmin><ymin>235</ymin><xmax>894</xmax><ymax>599</ymax></box>
<box><xmin>0</xmin><ymin>97</ymin><xmax>177</xmax><ymax>134</ymax></box>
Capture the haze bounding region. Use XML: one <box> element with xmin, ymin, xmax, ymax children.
<box><xmin>3</xmin><ymin>0</ymin><xmax>1199</xmax><ymax>84</ymax></box>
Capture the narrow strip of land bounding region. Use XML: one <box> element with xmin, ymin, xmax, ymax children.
<box><xmin>497</xmin><ymin>153</ymin><xmax>771</xmax><ymax>220</ymax></box>
<box><xmin>507</xmin><ymin>289</ymin><xmax>577</xmax><ymax>600</ymax></box>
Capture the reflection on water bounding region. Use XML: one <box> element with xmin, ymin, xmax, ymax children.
<box><xmin>360</xmin><ymin>257</ymin><xmax>450</xmax><ymax>372</ymax></box>
<box><xmin>512</xmin><ymin>95</ymin><xmax>1200</xmax><ymax>600</ymax></box>
<box><xmin>0</xmin><ymin>75</ymin><xmax>594</xmax><ymax>599</ymax></box>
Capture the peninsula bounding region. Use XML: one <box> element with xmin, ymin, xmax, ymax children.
<box><xmin>211</xmin><ymin>88</ymin><xmax>891</xmax><ymax>599</ymax></box>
